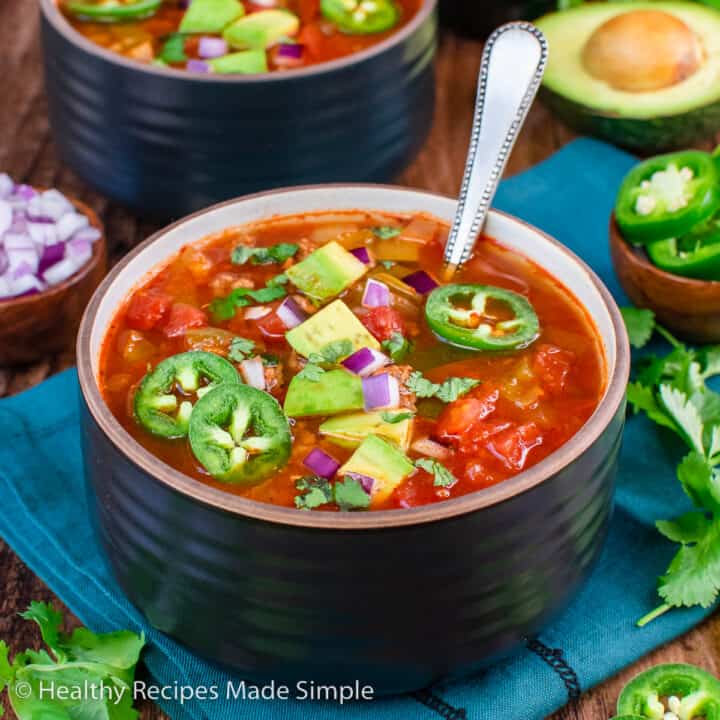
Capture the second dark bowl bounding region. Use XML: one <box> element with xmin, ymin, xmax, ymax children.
<box><xmin>440</xmin><ymin>0</ymin><xmax>554</xmax><ymax>38</ymax></box>
<box><xmin>39</xmin><ymin>0</ymin><xmax>437</xmax><ymax>219</ymax></box>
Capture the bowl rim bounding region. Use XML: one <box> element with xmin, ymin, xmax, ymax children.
<box><xmin>77</xmin><ymin>184</ymin><xmax>630</xmax><ymax>530</ymax></box>
<box><xmin>40</xmin><ymin>0</ymin><xmax>437</xmax><ymax>84</ymax></box>
<box><xmin>610</xmin><ymin>213</ymin><xmax>720</xmax><ymax>289</ymax></box>
<box><xmin>0</xmin><ymin>194</ymin><xmax>106</xmax><ymax>311</ymax></box>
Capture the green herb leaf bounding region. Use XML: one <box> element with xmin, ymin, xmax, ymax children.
<box><xmin>296</xmin><ymin>363</ymin><xmax>325</xmax><ymax>382</ymax></box>
<box><xmin>210</xmin><ymin>283</ymin><xmax>288</xmax><ymax>322</ymax></box>
<box><xmin>267</xmin><ymin>273</ymin><xmax>289</xmax><ymax>287</ymax></box>
<box><xmin>621</xmin><ymin>307</ymin><xmax>656</xmax><ymax>349</ymax></box>
<box><xmin>657</xmin><ymin>511</ymin><xmax>712</xmax><ymax>544</ymax></box>
<box><xmin>380</xmin><ymin>260</ymin><xmax>396</xmax><ymax>269</ymax></box>
<box><xmin>295</xmin><ymin>476</ymin><xmax>333</xmax><ymax>510</ymax></box>
<box><xmin>382</xmin><ymin>332</ymin><xmax>412</xmax><ymax>362</ymax></box>
<box><xmin>334</xmin><ymin>477</ymin><xmax>371</xmax><ymax>511</ymax></box>
<box><xmin>406</xmin><ymin>371</ymin><xmax>480</xmax><ymax>403</ymax></box>
<box><xmin>372</xmin><ymin>226</ymin><xmax>402</xmax><ymax>240</ymax></box>
<box><xmin>659</xmin><ymin>384</ymin><xmax>705</xmax><ymax>455</ymax></box>
<box><xmin>416</xmin><ymin>458</ymin><xmax>457</xmax><ymax>488</ymax></box>
<box><xmin>228</xmin><ymin>337</ymin><xmax>255</xmax><ymax>363</ymax></box>
<box><xmin>319</xmin><ymin>339</ymin><xmax>353</xmax><ymax>364</ymax></box>
<box><xmin>232</xmin><ymin>242</ymin><xmax>299</xmax><ymax>266</ymax></box>
<box><xmin>19</xmin><ymin>602</ymin><xmax>64</xmax><ymax>659</ymax></box>
<box><xmin>159</xmin><ymin>33</ymin><xmax>186</xmax><ymax>64</ymax></box>
<box><xmin>381</xmin><ymin>411</ymin><xmax>413</xmax><ymax>424</ymax></box>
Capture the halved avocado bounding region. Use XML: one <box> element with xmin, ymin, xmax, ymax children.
<box><xmin>536</xmin><ymin>2</ymin><xmax>720</xmax><ymax>152</ymax></box>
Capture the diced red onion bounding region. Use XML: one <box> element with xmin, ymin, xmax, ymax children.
<box><xmin>72</xmin><ymin>226</ymin><xmax>102</xmax><ymax>244</ymax></box>
<box><xmin>0</xmin><ymin>249</ymin><xmax>7</xmax><ymax>276</ymax></box>
<box><xmin>402</xmin><ymin>270</ymin><xmax>438</xmax><ymax>295</ymax></box>
<box><xmin>0</xmin><ymin>174</ymin><xmax>12</xmax><ymax>199</ymax></box>
<box><xmin>66</xmin><ymin>237</ymin><xmax>93</xmax><ymax>264</ymax></box>
<box><xmin>187</xmin><ymin>59</ymin><xmax>211</xmax><ymax>73</ymax></box>
<box><xmin>253</xmin><ymin>0</ymin><xmax>281</xmax><ymax>6</ymax></box>
<box><xmin>361</xmin><ymin>278</ymin><xmax>390</xmax><ymax>308</ymax></box>
<box><xmin>38</xmin><ymin>243</ymin><xmax>66</xmax><ymax>274</ymax></box>
<box><xmin>198</xmin><ymin>37</ymin><xmax>228</xmax><ymax>58</ymax></box>
<box><xmin>14</xmin><ymin>185</ymin><xmax>37</xmax><ymax>201</ymax></box>
<box><xmin>342</xmin><ymin>347</ymin><xmax>389</xmax><ymax>377</ymax></box>
<box><xmin>303</xmin><ymin>448</ymin><xmax>340</xmax><ymax>479</ymax></box>
<box><xmin>276</xmin><ymin>296</ymin><xmax>308</xmax><ymax>329</ymax></box>
<box><xmin>57</xmin><ymin>212</ymin><xmax>89</xmax><ymax>242</ymax></box>
<box><xmin>345</xmin><ymin>472</ymin><xmax>375</xmax><ymax>495</ymax></box>
<box><xmin>42</xmin><ymin>258</ymin><xmax>78</xmax><ymax>285</ymax></box>
<box><xmin>28</xmin><ymin>221</ymin><xmax>59</xmax><ymax>247</ymax></box>
<box><xmin>240</xmin><ymin>356</ymin><xmax>266</xmax><ymax>390</ymax></box>
<box><xmin>0</xmin><ymin>201</ymin><xmax>11</xmax><ymax>237</ymax></box>
<box><xmin>277</xmin><ymin>43</ymin><xmax>303</xmax><ymax>59</ymax></box>
<box><xmin>10</xmin><ymin>273</ymin><xmax>45</xmax><ymax>297</ymax></box>
<box><xmin>350</xmin><ymin>247</ymin><xmax>371</xmax><ymax>265</ymax></box>
<box><xmin>362</xmin><ymin>373</ymin><xmax>400</xmax><ymax>411</ymax></box>
<box><xmin>245</xmin><ymin>305</ymin><xmax>271</xmax><ymax>320</ymax></box>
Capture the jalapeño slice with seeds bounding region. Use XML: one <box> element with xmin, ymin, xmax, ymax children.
<box><xmin>425</xmin><ymin>283</ymin><xmax>540</xmax><ymax>351</ymax></box>
<box><xmin>134</xmin><ymin>351</ymin><xmax>241</xmax><ymax>439</ymax></box>
<box><xmin>64</xmin><ymin>0</ymin><xmax>163</xmax><ymax>22</ymax></box>
<box><xmin>320</xmin><ymin>0</ymin><xmax>400</xmax><ymax>34</ymax></box>
<box><xmin>616</xmin><ymin>663</ymin><xmax>720</xmax><ymax>720</ymax></box>
<box><xmin>189</xmin><ymin>384</ymin><xmax>292</xmax><ymax>485</ymax></box>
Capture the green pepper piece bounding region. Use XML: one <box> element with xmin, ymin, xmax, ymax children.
<box><xmin>179</xmin><ymin>0</ymin><xmax>245</xmax><ymax>34</ymax></box>
<box><xmin>425</xmin><ymin>283</ymin><xmax>540</xmax><ymax>351</ymax></box>
<box><xmin>617</xmin><ymin>663</ymin><xmax>720</xmax><ymax>720</ymax></box>
<box><xmin>320</xmin><ymin>0</ymin><xmax>400</xmax><ymax>34</ymax></box>
<box><xmin>159</xmin><ymin>33</ymin><xmax>187</xmax><ymax>64</ymax></box>
<box><xmin>134</xmin><ymin>351</ymin><xmax>241</xmax><ymax>440</ymax></box>
<box><xmin>189</xmin><ymin>384</ymin><xmax>292</xmax><ymax>485</ymax></box>
<box><xmin>64</xmin><ymin>0</ymin><xmax>162</xmax><ymax>22</ymax></box>
<box><xmin>615</xmin><ymin>151</ymin><xmax>720</xmax><ymax>246</ymax></box>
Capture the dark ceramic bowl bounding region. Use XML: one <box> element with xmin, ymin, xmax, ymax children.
<box><xmin>77</xmin><ymin>186</ymin><xmax>629</xmax><ymax>695</ymax></box>
<box><xmin>39</xmin><ymin>1</ymin><xmax>437</xmax><ymax>220</ymax></box>
<box><xmin>440</xmin><ymin>0</ymin><xmax>554</xmax><ymax>38</ymax></box>
<box><xmin>610</xmin><ymin>215</ymin><xmax>720</xmax><ymax>343</ymax></box>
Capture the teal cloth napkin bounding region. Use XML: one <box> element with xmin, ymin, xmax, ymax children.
<box><xmin>0</xmin><ymin>138</ymin><xmax>712</xmax><ymax>720</ymax></box>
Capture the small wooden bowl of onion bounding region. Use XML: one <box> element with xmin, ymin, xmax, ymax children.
<box><xmin>0</xmin><ymin>176</ymin><xmax>107</xmax><ymax>366</ymax></box>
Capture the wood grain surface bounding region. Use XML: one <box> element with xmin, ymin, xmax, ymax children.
<box><xmin>0</xmin><ymin>3</ymin><xmax>717</xmax><ymax>719</ymax></box>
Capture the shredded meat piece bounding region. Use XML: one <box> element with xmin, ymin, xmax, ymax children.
<box><xmin>232</xmin><ymin>277</ymin><xmax>255</xmax><ymax>289</ymax></box>
<box><xmin>287</xmin><ymin>351</ymin><xmax>304</xmax><ymax>374</ymax></box>
<box><xmin>263</xmin><ymin>362</ymin><xmax>285</xmax><ymax>396</ymax></box>
<box><xmin>290</xmin><ymin>294</ymin><xmax>316</xmax><ymax>315</ymax></box>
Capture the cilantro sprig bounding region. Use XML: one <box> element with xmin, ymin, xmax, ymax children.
<box><xmin>622</xmin><ymin>307</ymin><xmax>720</xmax><ymax>626</ymax></box>
<box><xmin>209</xmin><ymin>277</ymin><xmax>288</xmax><ymax>322</ymax></box>
<box><xmin>382</xmin><ymin>332</ymin><xmax>413</xmax><ymax>362</ymax></box>
<box><xmin>297</xmin><ymin>339</ymin><xmax>354</xmax><ymax>382</ymax></box>
<box><xmin>294</xmin><ymin>475</ymin><xmax>370</xmax><ymax>511</ymax></box>
<box><xmin>231</xmin><ymin>242</ymin><xmax>298</xmax><ymax>266</ymax></box>
<box><xmin>381</xmin><ymin>411</ymin><xmax>414</xmax><ymax>424</ymax></box>
<box><xmin>372</xmin><ymin>226</ymin><xmax>401</xmax><ymax>240</ymax></box>
<box><xmin>416</xmin><ymin>458</ymin><xmax>457</xmax><ymax>488</ymax></box>
<box><xmin>406</xmin><ymin>371</ymin><xmax>480</xmax><ymax>403</ymax></box>
<box><xmin>0</xmin><ymin>602</ymin><xmax>144</xmax><ymax>720</ymax></box>
<box><xmin>228</xmin><ymin>337</ymin><xmax>255</xmax><ymax>363</ymax></box>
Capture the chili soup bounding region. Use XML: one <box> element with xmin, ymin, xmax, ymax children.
<box><xmin>59</xmin><ymin>0</ymin><xmax>422</xmax><ymax>74</ymax></box>
<box><xmin>99</xmin><ymin>210</ymin><xmax>606</xmax><ymax>512</ymax></box>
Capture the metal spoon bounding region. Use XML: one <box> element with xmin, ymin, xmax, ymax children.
<box><xmin>443</xmin><ymin>22</ymin><xmax>548</xmax><ymax>277</ymax></box>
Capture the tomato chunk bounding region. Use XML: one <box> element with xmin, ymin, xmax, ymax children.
<box><xmin>361</xmin><ymin>307</ymin><xmax>406</xmax><ymax>342</ymax></box>
<box><xmin>436</xmin><ymin>387</ymin><xmax>500</xmax><ymax>441</ymax></box>
<box><xmin>125</xmin><ymin>290</ymin><xmax>172</xmax><ymax>331</ymax></box>
<box><xmin>485</xmin><ymin>422</ymin><xmax>543</xmax><ymax>472</ymax></box>
<box><xmin>257</xmin><ymin>310</ymin><xmax>287</xmax><ymax>342</ymax></box>
<box><xmin>162</xmin><ymin>303</ymin><xmax>208</xmax><ymax>338</ymax></box>
<box><xmin>533</xmin><ymin>344</ymin><xmax>574</xmax><ymax>394</ymax></box>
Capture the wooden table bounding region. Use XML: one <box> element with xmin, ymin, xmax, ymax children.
<box><xmin>1</xmin><ymin>4</ymin><xmax>717</xmax><ymax>718</ymax></box>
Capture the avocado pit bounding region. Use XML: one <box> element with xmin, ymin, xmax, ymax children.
<box><xmin>582</xmin><ymin>9</ymin><xmax>704</xmax><ymax>92</ymax></box>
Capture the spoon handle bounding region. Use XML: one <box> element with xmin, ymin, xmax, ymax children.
<box><xmin>443</xmin><ymin>22</ymin><xmax>548</xmax><ymax>270</ymax></box>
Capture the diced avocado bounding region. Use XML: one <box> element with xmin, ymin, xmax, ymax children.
<box><xmin>286</xmin><ymin>300</ymin><xmax>379</xmax><ymax>359</ymax></box>
<box><xmin>320</xmin><ymin>412</ymin><xmax>413</xmax><ymax>450</ymax></box>
<box><xmin>179</xmin><ymin>0</ymin><xmax>244</xmax><ymax>34</ymax></box>
<box><xmin>284</xmin><ymin>370</ymin><xmax>363</xmax><ymax>418</ymax></box>
<box><xmin>210</xmin><ymin>50</ymin><xmax>268</xmax><ymax>74</ymax></box>
<box><xmin>339</xmin><ymin>435</ymin><xmax>415</xmax><ymax>504</ymax></box>
<box><xmin>286</xmin><ymin>241</ymin><xmax>367</xmax><ymax>301</ymax></box>
<box><xmin>223</xmin><ymin>10</ymin><xmax>300</xmax><ymax>51</ymax></box>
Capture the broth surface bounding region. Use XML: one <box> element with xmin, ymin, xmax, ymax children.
<box><xmin>100</xmin><ymin>211</ymin><xmax>606</xmax><ymax>511</ymax></box>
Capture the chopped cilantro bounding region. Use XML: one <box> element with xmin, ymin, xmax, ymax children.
<box><xmin>406</xmin><ymin>371</ymin><xmax>480</xmax><ymax>403</ymax></box>
<box><xmin>380</xmin><ymin>260</ymin><xmax>396</xmax><ymax>269</ymax></box>
<box><xmin>267</xmin><ymin>273</ymin><xmax>289</xmax><ymax>287</ymax></box>
<box><xmin>381</xmin><ymin>411</ymin><xmax>414</xmax><ymax>424</ymax></box>
<box><xmin>622</xmin><ymin>305</ymin><xmax>720</xmax><ymax>626</ymax></box>
<box><xmin>232</xmin><ymin>243</ymin><xmax>299</xmax><ymax>266</ymax></box>
<box><xmin>295</xmin><ymin>476</ymin><xmax>333</xmax><ymax>510</ymax></box>
<box><xmin>415</xmin><ymin>458</ymin><xmax>457</xmax><ymax>488</ymax></box>
<box><xmin>299</xmin><ymin>340</ymin><xmax>354</xmax><ymax>382</ymax></box>
<box><xmin>209</xmin><ymin>283</ymin><xmax>288</xmax><ymax>323</ymax></box>
<box><xmin>334</xmin><ymin>477</ymin><xmax>371</xmax><ymax>511</ymax></box>
<box><xmin>228</xmin><ymin>337</ymin><xmax>255</xmax><ymax>363</ymax></box>
<box><xmin>261</xmin><ymin>353</ymin><xmax>280</xmax><ymax>367</ymax></box>
<box><xmin>372</xmin><ymin>226</ymin><xmax>402</xmax><ymax>240</ymax></box>
<box><xmin>382</xmin><ymin>332</ymin><xmax>413</xmax><ymax>362</ymax></box>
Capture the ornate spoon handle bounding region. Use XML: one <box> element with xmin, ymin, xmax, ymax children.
<box><xmin>443</xmin><ymin>22</ymin><xmax>548</xmax><ymax>271</ymax></box>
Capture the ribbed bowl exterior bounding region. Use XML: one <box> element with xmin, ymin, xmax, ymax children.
<box><xmin>81</xmin><ymin>395</ymin><xmax>623</xmax><ymax>695</ymax></box>
<box><xmin>40</xmin><ymin>4</ymin><xmax>437</xmax><ymax>219</ymax></box>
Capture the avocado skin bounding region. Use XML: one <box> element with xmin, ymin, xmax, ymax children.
<box><xmin>541</xmin><ymin>86</ymin><xmax>720</xmax><ymax>152</ymax></box>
